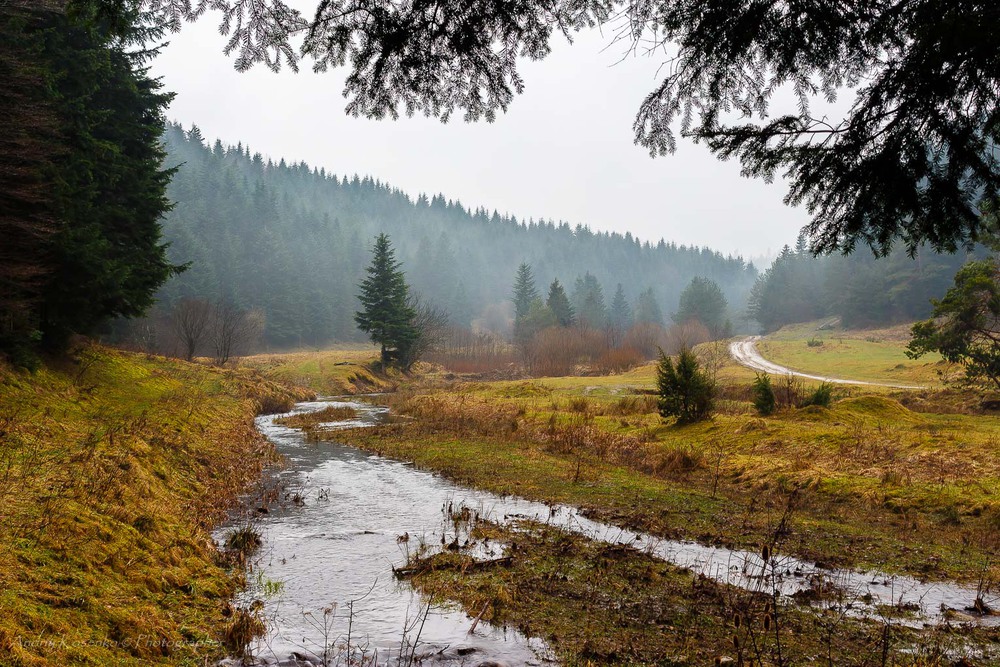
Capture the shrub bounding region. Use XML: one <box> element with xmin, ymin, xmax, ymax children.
<box><xmin>656</xmin><ymin>347</ymin><xmax>715</xmax><ymax>424</ymax></box>
<box><xmin>751</xmin><ymin>373</ymin><xmax>777</xmax><ymax>416</ymax></box>
<box><xmin>801</xmin><ymin>382</ymin><xmax>834</xmax><ymax>408</ymax></box>
<box><xmin>807</xmin><ymin>338</ymin><xmax>824</xmax><ymax>347</ymax></box>
<box><xmin>595</xmin><ymin>345</ymin><xmax>643</xmax><ymax>373</ymax></box>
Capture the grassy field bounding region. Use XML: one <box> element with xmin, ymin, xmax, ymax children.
<box><xmin>313</xmin><ymin>343</ymin><xmax>1000</xmax><ymax>588</ymax></box>
<box><xmin>757</xmin><ymin>321</ymin><xmax>954</xmax><ymax>386</ymax></box>
<box><xmin>0</xmin><ymin>346</ymin><xmax>308</xmax><ymax>666</ymax></box>
<box><xmin>266</xmin><ymin>339</ymin><xmax>1000</xmax><ymax>664</ymax></box>
<box><xmin>240</xmin><ymin>345</ymin><xmax>398</xmax><ymax>395</ymax></box>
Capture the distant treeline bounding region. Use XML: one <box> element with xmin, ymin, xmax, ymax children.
<box><xmin>155</xmin><ymin>123</ymin><xmax>758</xmax><ymax>349</ymax></box>
<box><xmin>748</xmin><ymin>236</ymin><xmax>983</xmax><ymax>331</ymax></box>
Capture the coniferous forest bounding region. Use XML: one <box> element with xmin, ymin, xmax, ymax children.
<box><xmin>152</xmin><ymin>123</ymin><xmax>758</xmax><ymax>349</ymax></box>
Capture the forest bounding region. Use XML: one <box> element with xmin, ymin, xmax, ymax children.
<box><xmin>748</xmin><ymin>237</ymin><xmax>983</xmax><ymax>332</ymax></box>
<box><xmin>146</xmin><ymin>123</ymin><xmax>758</xmax><ymax>350</ymax></box>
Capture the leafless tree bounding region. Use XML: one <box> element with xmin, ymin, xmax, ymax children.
<box><xmin>399</xmin><ymin>296</ymin><xmax>449</xmax><ymax>370</ymax></box>
<box><xmin>210</xmin><ymin>301</ymin><xmax>264</xmax><ymax>365</ymax></box>
<box><xmin>170</xmin><ymin>297</ymin><xmax>212</xmax><ymax>360</ymax></box>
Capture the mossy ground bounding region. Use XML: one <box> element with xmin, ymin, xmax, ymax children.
<box><xmin>0</xmin><ymin>345</ymin><xmax>308</xmax><ymax>666</ymax></box>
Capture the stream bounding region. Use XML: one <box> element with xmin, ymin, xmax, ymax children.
<box><xmin>222</xmin><ymin>398</ymin><xmax>998</xmax><ymax>666</ymax></box>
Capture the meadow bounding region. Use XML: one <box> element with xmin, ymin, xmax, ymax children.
<box><xmin>284</xmin><ymin>327</ymin><xmax>1000</xmax><ymax>663</ymax></box>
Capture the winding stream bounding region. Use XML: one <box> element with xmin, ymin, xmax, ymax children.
<box><xmin>223</xmin><ymin>398</ymin><xmax>998</xmax><ymax>666</ymax></box>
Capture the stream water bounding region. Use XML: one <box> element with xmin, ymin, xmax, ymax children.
<box><xmin>223</xmin><ymin>398</ymin><xmax>998</xmax><ymax>666</ymax></box>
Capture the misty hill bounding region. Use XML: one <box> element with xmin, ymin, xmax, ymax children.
<box><xmin>156</xmin><ymin>123</ymin><xmax>758</xmax><ymax>348</ymax></box>
<box><xmin>749</xmin><ymin>236</ymin><xmax>982</xmax><ymax>332</ymax></box>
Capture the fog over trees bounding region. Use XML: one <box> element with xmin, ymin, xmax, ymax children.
<box><xmin>153</xmin><ymin>123</ymin><xmax>758</xmax><ymax>349</ymax></box>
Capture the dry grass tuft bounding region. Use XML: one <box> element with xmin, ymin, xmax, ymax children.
<box><xmin>274</xmin><ymin>405</ymin><xmax>358</xmax><ymax>429</ymax></box>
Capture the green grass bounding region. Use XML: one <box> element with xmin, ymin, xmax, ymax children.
<box><xmin>758</xmin><ymin>321</ymin><xmax>953</xmax><ymax>386</ymax></box>
<box><xmin>241</xmin><ymin>346</ymin><xmax>398</xmax><ymax>395</ymax></box>
<box><xmin>0</xmin><ymin>346</ymin><xmax>307</xmax><ymax>666</ymax></box>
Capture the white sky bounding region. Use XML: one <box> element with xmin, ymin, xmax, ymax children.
<box><xmin>151</xmin><ymin>19</ymin><xmax>811</xmax><ymax>259</ymax></box>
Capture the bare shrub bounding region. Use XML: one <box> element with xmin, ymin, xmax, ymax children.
<box><xmin>665</xmin><ymin>320</ymin><xmax>712</xmax><ymax>353</ymax></box>
<box><xmin>523</xmin><ymin>326</ymin><xmax>608</xmax><ymax>376</ymax></box>
<box><xmin>211</xmin><ymin>301</ymin><xmax>264</xmax><ymax>365</ymax></box>
<box><xmin>399</xmin><ymin>296</ymin><xmax>450</xmax><ymax>370</ymax></box>
<box><xmin>622</xmin><ymin>322</ymin><xmax>670</xmax><ymax>359</ymax></box>
<box><xmin>425</xmin><ymin>327</ymin><xmax>518</xmax><ymax>375</ymax></box>
<box><xmin>595</xmin><ymin>345</ymin><xmax>643</xmax><ymax>373</ymax></box>
<box><xmin>170</xmin><ymin>297</ymin><xmax>212</xmax><ymax>360</ymax></box>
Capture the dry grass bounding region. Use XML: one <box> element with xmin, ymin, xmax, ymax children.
<box><xmin>327</xmin><ymin>364</ymin><xmax>1000</xmax><ymax>583</ymax></box>
<box><xmin>274</xmin><ymin>405</ymin><xmax>358</xmax><ymax>428</ymax></box>
<box><xmin>0</xmin><ymin>344</ymin><xmax>307</xmax><ymax>666</ymax></box>
<box><xmin>240</xmin><ymin>347</ymin><xmax>398</xmax><ymax>395</ymax></box>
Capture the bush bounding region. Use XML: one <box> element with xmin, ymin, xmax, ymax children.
<box><xmin>656</xmin><ymin>348</ymin><xmax>715</xmax><ymax>424</ymax></box>
<box><xmin>595</xmin><ymin>345</ymin><xmax>643</xmax><ymax>373</ymax></box>
<box><xmin>801</xmin><ymin>382</ymin><xmax>834</xmax><ymax>408</ymax></box>
<box><xmin>751</xmin><ymin>373</ymin><xmax>777</xmax><ymax>416</ymax></box>
<box><xmin>807</xmin><ymin>338</ymin><xmax>824</xmax><ymax>347</ymax></box>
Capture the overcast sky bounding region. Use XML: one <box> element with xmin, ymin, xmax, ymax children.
<box><xmin>151</xmin><ymin>19</ymin><xmax>811</xmax><ymax>260</ymax></box>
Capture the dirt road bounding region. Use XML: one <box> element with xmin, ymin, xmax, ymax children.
<box><xmin>728</xmin><ymin>336</ymin><xmax>924</xmax><ymax>390</ymax></box>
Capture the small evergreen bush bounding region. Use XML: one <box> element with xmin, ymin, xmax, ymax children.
<box><xmin>656</xmin><ymin>348</ymin><xmax>715</xmax><ymax>424</ymax></box>
<box><xmin>751</xmin><ymin>373</ymin><xmax>777</xmax><ymax>416</ymax></box>
<box><xmin>801</xmin><ymin>382</ymin><xmax>834</xmax><ymax>408</ymax></box>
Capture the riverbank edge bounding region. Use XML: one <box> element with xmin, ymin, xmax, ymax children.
<box><xmin>0</xmin><ymin>344</ymin><xmax>312</xmax><ymax>666</ymax></box>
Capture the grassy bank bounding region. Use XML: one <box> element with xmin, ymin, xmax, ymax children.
<box><xmin>241</xmin><ymin>346</ymin><xmax>398</xmax><ymax>395</ymax></box>
<box><xmin>320</xmin><ymin>361</ymin><xmax>1000</xmax><ymax>585</ymax></box>
<box><xmin>0</xmin><ymin>345</ymin><xmax>309</xmax><ymax>666</ymax></box>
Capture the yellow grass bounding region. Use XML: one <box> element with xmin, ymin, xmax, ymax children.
<box><xmin>240</xmin><ymin>346</ymin><xmax>398</xmax><ymax>395</ymax></box>
<box><xmin>0</xmin><ymin>345</ymin><xmax>307</xmax><ymax>666</ymax></box>
<box><xmin>758</xmin><ymin>320</ymin><xmax>956</xmax><ymax>386</ymax></box>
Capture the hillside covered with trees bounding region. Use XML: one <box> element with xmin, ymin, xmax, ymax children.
<box><xmin>748</xmin><ymin>236</ymin><xmax>983</xmax><ymax>332</ymax></box>
<box><xmin>153</xmin><ymin>123</ymin><xmax>758</xmax><ymax>349</ymax></box>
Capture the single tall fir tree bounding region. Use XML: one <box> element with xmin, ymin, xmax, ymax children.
<box><xmin>512</xmin><ymin>263</ymin><xmax>539</xmax><ymax>322</ymax></box>
<box><xmin>547</xmin><ymin>279</ymin><xmax>574</xmax><ymax>327</ymax></box>
<box><xmin>355</xmin><ymin>234</ymin><xmax>416</xmax><ymax>367</ymax></box>
<box><xmin>610</xmin><ymin>283</ymin><xmax>632</xmax><ymax>331</ymax></box>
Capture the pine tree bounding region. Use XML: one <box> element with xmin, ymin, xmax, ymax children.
<box><xmin>546</xmin><ymin>279</ymin><xmax>574</xmax><ymax>327</ymax></box>
<box><xmin>674</xmin><ymin>277</ymin><xmax>728</xmax><ymax>338</ymax></box>
<box><xmin>634</xmin><ymin>288</ymin><xmax>664</xmax><ymax>325</ymax></box>
<box><xmin>657</xmin><ymin>348</ymin><xmax>715</xmax><ymax>424</ymax></box>
<box><xmin>610</xmin><ymin>283</ymin><xmax>632</xmax><ymax>332</ymax></box>
<box><xmin>512</xmin><ymin>263</ymin><xmax>539</xmax><ymax>322</ymax></box>
<box><xmin>355</xmin><ymin>233</ymin><xmax>416</xmax><ymax>367</ymax></box>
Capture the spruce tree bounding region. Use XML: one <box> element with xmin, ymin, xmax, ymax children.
<box><xmin>512</xmin><ymin>263</ymin><xmax>539</xmax><ymax>323</ymax></box>
<box><xmin>610</xmin><ymin>283</ymin><xmax>632</xmax><ymax>332</ymax></box>
<box><xmin>1</xmin><ymin>0</ymin><xmax>180</xmax><ymax>354</ymax></box>
<box><xmin>355</xmin><ymin>233</ymin><xmax>416</xmax><ymax>367</ymax></box>
<box><xmin>657</xmin><ymin>348</ymin><xmax>715</xmax><ymax>424</ymax></box>
<box><xmin>546</xmin><ymin>279</ymin><xmax>574</xmax><ymax>327</ymax></box>
<box><xmin>573</xmin><ymin>273</ymin><xmax>607</xmax><ymax>329</ymax></box>
<box><xmin>634</xmin><ymin>288</ymin><xmax>664</xmax><ymax>325</ymax></box>
<box><xmin>674</xmin><ymin>277</ymin><xmax>728</xmax><ymax>338</ymax></box>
